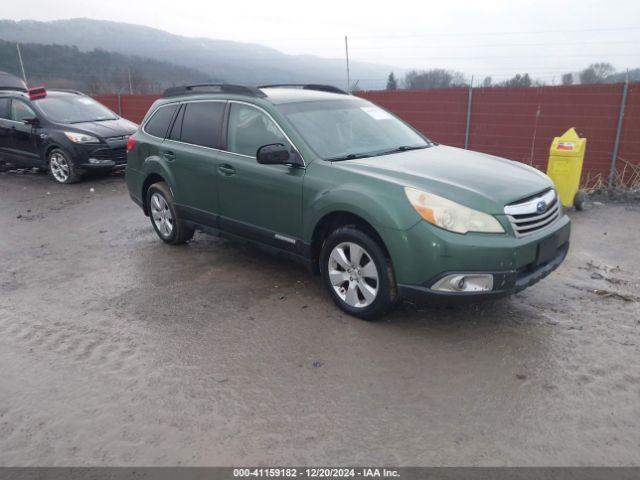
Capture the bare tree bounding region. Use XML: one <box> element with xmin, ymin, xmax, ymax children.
<box><xmin>578</xmin><ymin>63</ymin><xmax>615</xmax><ymax>84</ymax></box>
<box><xmin>404</xmin><ymin>69</ymin><xmax>466</xmax><ymax>89</ymax></box>
<box><xmin>561</xmin><ymin>73</ymin><xmax>574</xmax><ymax>85</ymax></box>
<box><xmin>500</xmin><ymin>73</ymin><xmax>532</xmax><ymax>88</ymax></box>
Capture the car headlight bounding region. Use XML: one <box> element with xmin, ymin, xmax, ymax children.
<box><xmin>64</xmin><ymin>131</ymin><xmax>100</xmax><ymax>143</ymax></box>
<box><xmin>404</xmin><ymin>187</ymin><xmax>504</xmax><ymax>234</ymax></box>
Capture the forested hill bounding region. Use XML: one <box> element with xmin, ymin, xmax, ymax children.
<box><xmin>0</xmin><ymin>18</ymin><xmax>397</xmax><ymax>90</ymax></box>
<box><xmin>0</xmin><ymin>40</ymin><xmax>217</xmax><ymax>93</ymax></box>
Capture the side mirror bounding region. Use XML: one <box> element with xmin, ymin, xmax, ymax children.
<box><xmin>256</xmin><ymin>143</ymin><xmax>303</xmax><ymax>167</ymax></box>
<box><xmin>23</xmin><ymin>117</ymin><xmax>39</xmax><ymax>126</ymax></box>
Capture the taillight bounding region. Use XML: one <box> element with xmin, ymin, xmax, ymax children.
<box><xmin>126</xmin><ymin>136</ymin><xmax>137</xmax><ymax>153</ymax></box>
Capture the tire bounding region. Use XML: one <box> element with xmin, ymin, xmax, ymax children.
<box><xmin>573</xmin><ymin>190</ymin><xmax>586</xmax><ymax>211</ymax></box>
<box><xmin>146</xmin><ymin>181</ymin><xmax>194</xmax><ymax>245</ymax></box>
<box><xmin>48</xmin><ymin>148</ymin><xmax>80</xmax><ymax>184</ymax></box>
<box><xmin>320</xmin><ymin>226</ymin><xmax>397</xmax><ymax>320</ymax></box>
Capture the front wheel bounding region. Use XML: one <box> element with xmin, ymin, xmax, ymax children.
<box><xmin>146</xmin><ymin>182</ymin><xmax>194</xmax><ymax>245</ymax></box>
<box><xmin>320</xmin><ymin>227</ymin><xmax>397</xmax><ymax>320</ymax></box>
<box><xmin>48</xmin><ymin>149</ymin><xmax>80</xmax><ymax>184</ymax></box>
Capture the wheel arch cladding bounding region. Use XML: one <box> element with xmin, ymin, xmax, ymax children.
<box><xmin>45</xmin><ymin>144</ymin><xmax>64</xmax><ymax>162</ymax></box>
<box><xmin>141</xmin><ymin>173</ymin><xmax>167</xmax><ymax>216</ymax></box>
<box><xmin>304</xmin><ymin>182</ymin><xmax>420</xmax><ymax>239</ymax></box>
<box><xmin>310</xmin><ymin>211</ymin><xmax>391</xmax><ymax>273</ymax></box>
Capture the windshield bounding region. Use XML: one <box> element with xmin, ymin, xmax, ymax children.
<box><xmin>35</xmin><ymin>95</ymin><xmax>118</xmax><ymax>123</ymax></box>
<box><xmin>277</xmin><ymin>98</ymin><xmax>429</xmax><ymax>160</ymax></box>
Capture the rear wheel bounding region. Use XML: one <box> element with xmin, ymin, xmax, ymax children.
<box><xmin>48</xmin><ymin>149</ymin><xmax>80</xmax><ymax>184</ymax></box>
<box><xmin>320</xmin><ymin>227</ymin><xmax>397</xmax><ymax>320</ymax></box>
<box><xmin>146</xmin><ymin>182</ymin><xmax>194</xmax><ymax>245</ymax></box>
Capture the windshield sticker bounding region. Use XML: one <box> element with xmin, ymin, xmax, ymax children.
<box><xmin>361</xmin><ymin>106</ymin><xmax>393</xmax><ymax>120</ymax></box>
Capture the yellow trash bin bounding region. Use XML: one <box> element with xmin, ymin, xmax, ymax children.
<box><xmin>546</xmin><ymin>128</ymin><xmax>587</xmax><ymax>210</ymax></box>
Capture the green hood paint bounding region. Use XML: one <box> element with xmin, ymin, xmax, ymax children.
<box><xmin>334</xmin><ymin>145</ymin><xmax>553</xmax><ymax>214</ymax></box>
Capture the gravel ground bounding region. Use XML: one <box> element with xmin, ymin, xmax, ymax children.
<box><xmin>0</xmin><ymin>169</ymin><xmax>639</xmax><ymax>466</ymax></box>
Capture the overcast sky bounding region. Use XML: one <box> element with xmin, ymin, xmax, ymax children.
<box><xmin>3</xmin><ymin>0</ymin><xmax>640</xmax><ymax>83</ymax></box>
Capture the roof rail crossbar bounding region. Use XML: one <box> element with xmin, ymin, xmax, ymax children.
<box><xmin>162</xmin><ymin>84</ymin><xmax>266</xmax><ymax>98</ymax></box>
<box><xmin>258</xmin><ymin>84</ymin><xmax>348</xmax><ymax>95</ymax></box>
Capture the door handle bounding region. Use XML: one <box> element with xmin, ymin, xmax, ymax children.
<box><xmin>218</xmin><ymin>164</ymin><xmax>236</xmax><ymax>176</ymax></box>
<box><xmin>162</xmin><ymin>150</ymin><xmax>176</xmax><ymax>161</ymax></box>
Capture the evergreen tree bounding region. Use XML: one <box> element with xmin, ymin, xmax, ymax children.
<box><xmin>386</xmin><ymin>72</ymin><xmax>398</xmax><ymax>90</ymax></box>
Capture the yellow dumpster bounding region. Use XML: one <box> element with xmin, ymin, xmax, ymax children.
<box><xmin>546</xmin><ymin>128</ymin><xmax>587</xmax><ymax>210</ymax></box>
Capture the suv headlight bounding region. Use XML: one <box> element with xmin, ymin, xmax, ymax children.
<box><xmin>64</xmin><ymin>131</ymin><xmax>100</xmax><ymax>143</ymax></box>
<box><xmin>404</xmin><ymin>187</ymin><xmax>504</xmax><ymax>234</ymax></box>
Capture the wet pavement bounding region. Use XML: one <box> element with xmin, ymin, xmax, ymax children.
<box><xmin>0</xmin><ymin>169</ymin><xmax>639</xmax><ymax>466</ymax></box>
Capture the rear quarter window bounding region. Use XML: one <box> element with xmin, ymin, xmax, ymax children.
<box><xmin>144</xmin><ymin>104</ymin><xmax>178</xmax><ymax>139</ymax></box>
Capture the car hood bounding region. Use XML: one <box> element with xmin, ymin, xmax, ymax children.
<box><xmin>333</xmin><ymin>145</ymin><xmax>553</xmax><ymax>213</ymax></box>
<box><xmin>65</xmin><ymin>118</ymin><xmax>138</xmax><ymax>139</ymax></box>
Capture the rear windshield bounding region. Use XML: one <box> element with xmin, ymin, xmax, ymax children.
<box><xmin>35</xmin><ymin>95</ymin><xmax>118</xmax><ymax>123</ymax></box>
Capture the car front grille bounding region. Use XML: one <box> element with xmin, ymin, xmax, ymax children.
<box><xmin>504</xmin><ymin>189</ymin><xmax>561</xmax><ymax>236</ymax></box>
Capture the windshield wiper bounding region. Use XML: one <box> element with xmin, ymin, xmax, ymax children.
<box><xmin>326</xmin><ymin>153</ymin><xmax>373</xmax><ymax>161</ymax></box>
<box><xmin>69</xmin><ymin>118</ymin><xmax>117</xmax><ymax>124</ymax></box>
<box><xmin>373</xmin><ymin>145</ymin><xmax>429</xmax><ymax>156</ymax></box>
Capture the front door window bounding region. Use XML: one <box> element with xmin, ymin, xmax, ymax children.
<box><xmin>227</xmin><ymin>103</ymin><xmax>287</xmax><ymax>157</ymax></box>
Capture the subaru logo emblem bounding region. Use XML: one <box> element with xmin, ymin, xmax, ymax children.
<box><xmin>536</xmin><ymin>201</ymin><xmax>547</xmax><ymax>213</ymax></box>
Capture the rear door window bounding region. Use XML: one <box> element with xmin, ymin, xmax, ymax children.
<box><xmin>144</xmin><ymin>104</ymin><xmax>178</xmax><ymax>139</ymax></box>
<box><xmin>167</xmin><ymin>104</ymin><xmax>184</xmax><ymax>142</ymax></box>
<box><xmin>179</xmin><ymin>101</ymin><xmax>225</xmax><ymax>149</ymax></box>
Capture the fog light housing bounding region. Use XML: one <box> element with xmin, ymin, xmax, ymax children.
<box><xmin>431</xmin><ymin>274</ymin><xmax>494</xmax><ymax>293</ymax></box>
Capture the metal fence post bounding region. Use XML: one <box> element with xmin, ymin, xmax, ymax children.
<box><xmin>464</xmin><ymin>76</ymin><xmax>473</xmax><ymax>149</ymax></box>
<box><xmin>609</xmin><ymin>74</ymin><xmax>629</xmax><ymax>188</ymax></box>
<box><xmin>117</xmin><ymin>93</ymin><xmax>122</xmax><ymax>117</ymax></box>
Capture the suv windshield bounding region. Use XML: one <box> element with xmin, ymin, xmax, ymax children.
<box><xmin>277</xmin><ymin>98</ymin><xmax>429</xmax><ymax>160</ymax></box>
<box><xmin>35</xmin><ymin>95</ymin><xmax>118</xmax><ymax>123</ymax></box>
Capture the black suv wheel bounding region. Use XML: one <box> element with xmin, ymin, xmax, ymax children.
<box><xmin>48</xmin><ymin>148</ymin><xmax>80</xmax><ymax>184</ymax></box>
<box><xmin>320</xmin><ymin>227</ymin><xmax>397</xmax><ymax>320</ymax></box>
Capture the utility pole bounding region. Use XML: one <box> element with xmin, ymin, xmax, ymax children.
<box><xmin>344</xmin><ymin>35</ymin><xmax>351</xmax><ymax>94</ymax></box>
<box><xmin>464</xmin><ymin>76</ymin><xmax>474</xmax><ymax>149</ymax></box>
<box><xmin>16</xmin><ymin>43</ymin><xmax>27</xmax><ymax>84</ymax></box>
<box><xmin>128</xmin><ymin>68</ymin><xmax>134</xmax><ymax>95</ymax></box>
<box><xmin>609</xmin><ymin>70</ymin><xmax>629</xmax><ymax>188</ymax></box>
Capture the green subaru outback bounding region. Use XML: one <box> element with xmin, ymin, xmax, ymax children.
<box><xmin>125</xmin><ymin>84</ymin><xmax>570</xmax><ymax>319</ymax></box>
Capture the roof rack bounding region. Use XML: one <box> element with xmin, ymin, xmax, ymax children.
<box><xmin>258</xmin><ymin>84</ymin><xmax>348</xmax><ymax>95</ymax></box>
<box><xmin>0</xmin><ymin>86</ymin><xmax>27</xmax><ymax>94</ymax></box>
<box><xmin>162</xmin><ymin>84</ymin><xmax>266</xmax><ymax>98</ymax></box>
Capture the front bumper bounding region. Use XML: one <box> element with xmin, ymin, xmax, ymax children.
<box><xmin>397</xmin><ymin>241</ymin><xmax>569</xmax><ymax>305</ymax></box>
<box><xmin>69</xmin><ymin>140</ymin><xmax>128</xmax><ymax>170</ymax></box>
<box><xmin>378</xmin><ymin>212</ymin><xmax>571</xmax><ymax>305</ymax></box>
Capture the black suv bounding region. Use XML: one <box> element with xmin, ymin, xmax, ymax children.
<box><xmin>0</xmin><ymin>80</ymin><xmax>137</xmax><ymax>184</ymax></box>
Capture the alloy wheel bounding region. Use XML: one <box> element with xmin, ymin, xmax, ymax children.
<box><xmin>49</xmin><ymin>152</ymin><xmax>70</xmax><ymax>183</ymax></box>
<box><xmin>150</xmin><ymin>192</ymin><xmax>174</xmax><ymax>238</ymax></box>
<box><xmin>328</xmin><ymin>241</ymin><xmax>379</xmax><ymax>308</ymax></box>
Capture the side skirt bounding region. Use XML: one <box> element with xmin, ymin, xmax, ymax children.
<box><xmin>176</xmin><ymin>203</ymin><xmax>314</xmax><ymax>271</ymax></box>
